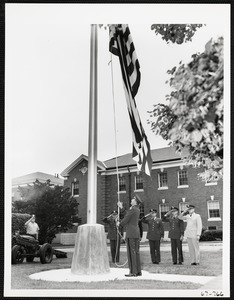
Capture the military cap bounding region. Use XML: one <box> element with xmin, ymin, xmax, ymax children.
<box><xmin>150</xmin><ymin>209</ymin><xmax>157</xmax><ymax>213</ymax></box>
<box><xmin>171</xmin><ymin>206</ymin><xmax>178</xmax><ymax>211</ymax></box>
<box><xmin>186</xmin><ymin>204</ymin><xmax>195</xmax><ymax>209</ymax></box>
<box><xmin>134</xmin><ymin>194</ymin><xmax>142</xmax><ymax>205</ymax></box>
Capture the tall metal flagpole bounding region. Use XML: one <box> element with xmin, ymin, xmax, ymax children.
<box><xmin>71</xmin><ymin>24</ymin><xmax>110</xmax><ymax>275</ymax></box>
<box><xmin>87</xmin><ymin>24</ymin><xmax>98</xmax><ymax>224</ymax></box>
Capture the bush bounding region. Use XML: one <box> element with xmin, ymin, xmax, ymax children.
<box><xmin>200</xmin><ymin>229</ymin><xmax>222</xmax><ymax>241</ymax></box>
<box><xmin>12</xmin><ymin>213</ymin><xmax>31</xmax><ymax>235</ymax></box>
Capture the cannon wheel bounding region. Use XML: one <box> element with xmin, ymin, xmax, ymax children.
<box><xmin>12</xmin><ymin>245</ymin><xmax>25</xmax><ymax>264</ymax></box>
<box><xmin>26</xmin><ymin>255</ymin><xmax>34</xmax><ymax>262</ymax></box>
<box><xmin>39</xmin><ymin>243</ymin><xmax>53</xmax><ymax>264</ymax></box>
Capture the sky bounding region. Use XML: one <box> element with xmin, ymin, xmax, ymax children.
<box><xmin>5</xmin><ymin>4</ymin><xmax>229</xmax><ymax>179</ymax></box>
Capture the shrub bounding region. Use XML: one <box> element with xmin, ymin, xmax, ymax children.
<box><xmin>12</xmin><ymin>213</ymin><xmax>31</xmax><ymax>235</ymax></box>
<box><xmin>200</xmin><ymin>229</ymin><xmax>222</xmax><ymax>241</ymax></box>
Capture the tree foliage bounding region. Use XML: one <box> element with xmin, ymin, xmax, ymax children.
<box><xmin>151</xmin><ymin>24</ymin><xmax>204</xmax><ymax>44</ymax></box>
<box><xmin>12</xmin><ymin>180</ymin><xmax>79</xmax><ymax>243</ymax></box>
<box><xmin>148</xmin><ymin>37</ymin><xmax>223</xmax><ymax>181</ymax></box>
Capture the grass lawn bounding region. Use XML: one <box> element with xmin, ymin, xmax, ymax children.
<box><xmin>11</xmin><ymin>248</ymin><xmax>222</xmax><ymax>290</ymax></box>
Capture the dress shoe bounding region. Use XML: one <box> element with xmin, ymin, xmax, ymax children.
<box><xmin>173</xmin><ymin>262</ymin><xmax>177</xmax><ymax>265</ymax></box>
<box><xmin>136</xmin><ymin>272</ymin><xmax>142</xmax><ymax>276</ymax></box>
<box><xmin>191</xmin><ymin>263</ymin><xmax>197</xmax><ymax>265</ymax></box>
<box><xmin>178</xmin><ymin>262</ymin><xmax>183</xmax><ymax>265</ymax></box>
<box><xmin>153</xmin><ymin>262</ymin><xmax>159</xmax><ymax>264</ymax></box>
<box><xmin>125</xmin><ymin>273</ymin><xmax>137</xmax><ymax>277</ymax></box>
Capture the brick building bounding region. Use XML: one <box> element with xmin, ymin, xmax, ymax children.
<box><xmin>61</xmin><ymin>147</ymin><xmax>223</xmax><ymax>242</ymax></box>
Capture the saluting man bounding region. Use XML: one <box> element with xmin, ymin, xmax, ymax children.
<box><xmin>25</xmin><ymin>214</ymin><xmax>39</xmax><ymax>240</ymax></box>
<box><xmin>102</xmin><ymin>210</ymin><xmax>121</xmax><ymax>263</ymax></box>
<box><xmin>117</xmin><ymin>195</ymin><xmax>142</xmax><ymax>277</ymax></box>
<box><xmin>142</xmin><ymin>209</ymin><xmax>164</xmax><ymax>264</ymax></box>
<box><xmin>178</xmin><ymin>204</ymin><xmax>202</xmax><ymax>265</ymax></box>
<box><xmin>164</xmin><ymin>206</ymin><xmax>184</xmax><ymax>265</ymax></box>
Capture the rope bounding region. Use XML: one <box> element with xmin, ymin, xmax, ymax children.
<box><xmin>109</xmin><ymin>54</ymin><xmax>128</xmax><ymax>268</ymax></box>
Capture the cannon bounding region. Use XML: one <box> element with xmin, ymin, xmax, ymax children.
<box><xmin>12</xmin><ymin>234</ymin><xmax>67</xmax><ymax>264</ymax></box>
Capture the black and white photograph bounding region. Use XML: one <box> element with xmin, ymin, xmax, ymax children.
<box><xmin>4</xmin><ymin>3</ymin><xmax>230</xmax><ymax>298</ymax></box>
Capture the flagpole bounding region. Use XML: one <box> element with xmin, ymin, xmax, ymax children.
<box><xmin>87</xmin><ymin>24</ymin><xmax>98</xmax><ymax>224</ymax></box>
<box><xmin>71</xmin><ymin>24</ymin><xmax>110</xmax><ymax>275</ymax></box>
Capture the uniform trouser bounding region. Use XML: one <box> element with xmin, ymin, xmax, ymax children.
<box><xmin>171</xmin><ymin>239</ymin><xmax>183</xmax><ymax>263</ymax></box>
<box><xmin>126</xmin><ymin>238</ymin><xmax>141</xmax><ymax>275</ymax></box>
<box><xmin>149</xmin><ymin>239</ymin><xmax>161</xmax><ymax>263</ymax></box>
<box><xmin>110</xmin><ymin>237</ymin><xmax>121</xmax><ymax>262</ymax></box>
<box><xmin>187</xmin><ymin>237</ymin><xmax>200</xmax><ymax>263</ymax></box>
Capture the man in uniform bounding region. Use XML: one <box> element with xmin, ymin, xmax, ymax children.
<box><xmin>142</xmin><ymin>209</ymin><xmax>164</xmax><ymax>264</ymax></box>
<box><xmin>178</xmin><ymin>204</ymin><xmax>202</xmax><ymax>265</ymax></box>
<box><xmin>102</xmin><ymin>210</ymin><xmax>121</xmax><ymax>263</ymax></box>
<box><xmin>117</xmin><ymin>195</ymin><xmax>142</xmax><ymax>277</ymax></box>
<box><xmin>164</xmin><ymin>206</ymin><xmax>184</xmax><ymax>265</ymax></box>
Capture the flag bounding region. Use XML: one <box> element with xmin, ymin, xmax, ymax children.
<box><xmin>109</xmin><ymin>24</ymin><xmax>152</xmax><ymax>176</ymax></box>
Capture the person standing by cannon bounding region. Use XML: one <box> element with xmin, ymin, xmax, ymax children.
<box><xmin>25</xmin><ymin>214</ymin><xmax>40</xmax><ymax>240</ymax></box>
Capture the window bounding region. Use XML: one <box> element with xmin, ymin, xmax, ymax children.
<box><xmin>158</xmin><ymin>172</ymin><xmax>168</xmax><ymax>189</ymax></box>
<box><xmin>159</xmin><ymin>203</ymin><xmax>170</xmax><ymax>220</ymax></box>
<box><xmin>179</xmin><ymin>202</ymin><xmax>189</xmax><ymax>214</ymax></box>
<box><xmin>139</xmin><ymin>204</ymin><xmax>145</xmax><ymax>220</ymax></box>
<box><xmin>135</xmin><ymin>174</ymin><xmax>143</xmax><ymax>190</ymax></box>
<box><xmin>207</xmin><ymin>200</ymin><xmax>221</xmax><ymax>219</ymax></box>
<box><xmin>208</xmin><ymin>226</ymin><xmax>217</xmax><ymax>230</ymax></box>
<box><xmin>178</xmin><ymin>170</ymin><xmax>188</xmax><ymax>187</ymax></box>
<box><xmin>72</xmin><ymin>182</ymin><xmax>79</xmax><ymax>197</ymax></box>
<box><xmin>118</xmin><ymin>176</ymin><xmax>126</xmax><ymax>192</ymax></box>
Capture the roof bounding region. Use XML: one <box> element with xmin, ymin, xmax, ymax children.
<box><xmin>103</xmin><ymin>146</ymin><xmax>188</xmax><ymax>169</ymax></box>
<box><xmin>61</xmin><ymin>154</ymin><xmax>106</xmax><ymax>177</ymax></box>
<box><xmin>12</xmin><ymin>172</ymin><xmax>64</xmax><ymax>186</ymax></box>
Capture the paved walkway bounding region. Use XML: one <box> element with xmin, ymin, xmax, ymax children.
<box><xmin>29</xmin><ymin>267</ymin><xmax>215</xmax><ymax>285</ymax></box>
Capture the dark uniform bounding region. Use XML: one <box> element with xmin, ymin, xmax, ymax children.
<box><xmin>102</xmin><ymin>212</ymin><xmax>121</xmax><ymax>263</ymax></box>
<box><xmin>120</xmin><ymin>203</ymin><xmax>141</xmax><ymax>276</ymax></box>
<box><xmin>165</xmin><ymin>207</ymin><xmax>184</xmax><ymax>264</ymax></box>
<box><xmin>142</xmin><ymin>210</ymin><xmax>164</xmax><ymax>264</ymax></box>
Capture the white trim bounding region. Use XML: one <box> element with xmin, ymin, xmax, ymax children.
<box><xmin>99</xmin><ymin>160</ymin><xmax>187</xmax><ymax>176</ymax></box>
<box><xmin>73</xmin><ymin>195</ymin><xmax>79</xmax><ymax>198</ymax></box>
<box><xmin>205</xmin><ymin>182</ymin><xmax>218</xmax><ymax>186</ymax></box>
<box><xmin>117</xmin><ymin>191</ymin><xmax>126</xmax><ymax>194</ymax></box>
<box><xmin>134</xmin><ymin>189</ymin><xmax>144</xmax><ymax>192</ymax></box>
<box><xmin>158</xmin><ymin>187</ymin><xmax>168</xmax><ymax>190</ymax></box>
<box><xmin>208</xmin><ymin>218</ymin><xmax>222</xmax><ymax>221</ymax></box>
<box><xmin>177</xmin><ymin>185</ymin><xmax>189</xmax><ymax>189</ymax></box>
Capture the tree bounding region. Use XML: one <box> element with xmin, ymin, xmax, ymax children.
<box><xmin>151</xmin><ymin>24</ymin><xmax>204</xmax><ymax>44</ymax></box>
<box><xmin>13</xmin><ymin>180</ymin><xmax>79</xmax><ymax>243</ymax></box>
<box><xmin>148</xmin><ymin>36</ymin><xmax>223</xmax><ymax>181</ymax></box>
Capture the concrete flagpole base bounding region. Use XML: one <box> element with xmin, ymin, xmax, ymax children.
<box><xmin>71</xmin><ymin>223</ymin><xmax>110</xmax><ymax>275</ymax></box>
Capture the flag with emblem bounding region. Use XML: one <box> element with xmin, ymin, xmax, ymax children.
<box><xmin>109</xmin><ymin>24</ymin><xmax>152</xmax><ymax>176</ymax></box>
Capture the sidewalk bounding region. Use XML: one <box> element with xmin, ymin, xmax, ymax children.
<box><xmin>198</xmin><ymin>275</ymin><xmax>223</xmax><ymax>290</ymax></box>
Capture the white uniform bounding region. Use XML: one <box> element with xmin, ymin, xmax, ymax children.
<box><xmin>180</xmin><ymin>213</ymin><xmax>202</xmax><ymax>264</ymax></box>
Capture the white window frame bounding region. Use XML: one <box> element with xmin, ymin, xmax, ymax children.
<box><xmin>177</xmin><ymin>170</ymin><xmax>189</xmax><ymax>188</ymax></box>
<box><xmin>158</xmin><ymin>172</ymin><xmax>168</xmax><ymax>190</ymax></box>
<box><xmin>72</xmin><ymin>181</ymin><xmax>79</xmax><ymax>197</ymax></box>
<box><xmin>118</xmin><ymin>175</ymin><xmax>126</xmax><ymax>193</ymax></box>
<box><xmin>134</xmin><ymin>174</ymin><xmax>144</xmax><ymax>192</ymax></box>
<box><xmin>159</xmin><ymin>203</ymin><xmax>170</xmax><ymax>219</ymax></box>
<box><xmin>207</xmin><ymin>200</ymin><xmax>221</xmax><ymax>221</ymax></box>
<box><xmin>205</xmin><ymin>180</ymin><xmax>218</xmax><ymax>186</ymax></box>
